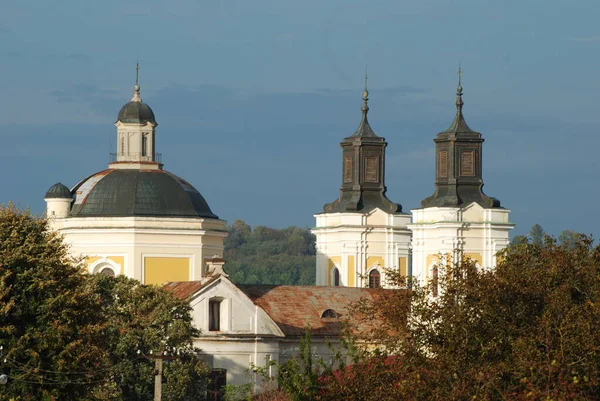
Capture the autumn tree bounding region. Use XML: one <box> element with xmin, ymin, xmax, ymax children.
<box><xmin>308</xmin><ymin>235</ymin><xmax>600</xmax><ymax>400</ymax></box>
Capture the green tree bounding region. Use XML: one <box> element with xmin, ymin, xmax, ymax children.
<box><xmin>0</xmin><ymin>206</ymin><xmax>208</xmax><ymax>400</ymax></box>
<box><xmin>528</xmin><ymin>223</ymin><xmax>545</xmax><ymax>246</ymax></box>
<box><xmin>223</xmin><ymin>220</ymin><xmax>316</xmax><ymax>285</ymax></box>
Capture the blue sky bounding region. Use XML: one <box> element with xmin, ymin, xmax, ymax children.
<box><xmin>1</xmin><ymin>0</ymin><xmax>599</xmax><ymax>237</ymax></box>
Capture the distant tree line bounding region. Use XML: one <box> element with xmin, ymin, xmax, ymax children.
<box><xmin>223</xmin><ymin>219</ymin><xmax>316</xmax><ymax>285</ymax></box>
<box><xmin>512</xmin><ymin>223</ymin><xmax>580</xmax><ymax>248</ymax></box>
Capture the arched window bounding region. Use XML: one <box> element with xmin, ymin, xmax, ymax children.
<box><xmin>142</xmin><ymin>134</ymin><xmax>148</xmax><ymax>157</ymax></box>
<box><xmin>99</xmin><ymin>268</ymin><xmax>115</xmax><ymax>277</ymax></box>
<box><xmin>321</xmin><ymin>309</ymin><xmax>338</xmax><ymax>319</ymax></box>
<box><xmin>368</xmin><ymin>269</ymin><xmax>381</xmax><ymax>288</ymax></box>
<box><xmin>431</xmin><ymin>265</ymin><xmax>439</xmax><ymax>297</ymax></box>
<box><xmin>333</xmin><ymin>268</ymin><xmax>340</xmax><ymax>286</ymax></box>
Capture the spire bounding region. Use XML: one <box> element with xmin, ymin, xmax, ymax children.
<box><xmin>443</xmin><ymin>64</ymin><xmax>473</xmax><ymax>134</ymax></box>
<box><xmin>352</xmin><ymin>69</ymin><xmax>377</xmax><ymax>137</ymax></box>
<box><xmin>131</xmin><ymin>62</ymin><xmax>142</xmax><ymax>102</ymax></box>
<box><xmin>361</xmin><ymin>68</ymin><xmax>369</xmax><ymax>119</ymax></box>
<box><xmin>420</xmin><ymin>66</ymin><xmax>501</xmax><ymax>209</ymax></box>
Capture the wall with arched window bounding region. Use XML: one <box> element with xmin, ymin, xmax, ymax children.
<box><xmin>87</xmin><ymin>256</ymin><xmax>122</xmax><ymax>277</ymax></box>
<box><xmin>332</xmin><ymin>268</ymin><xmax>340</xmax><ymax>286</ymax></box>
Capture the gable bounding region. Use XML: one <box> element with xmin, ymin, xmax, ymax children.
<box><xmin>462</xmin><ymin>202</ymin><xmax>485</xmax><ymax>222</ymax></box>
<box><xmin>167</xmin><ymin>277</ymin><xmax>284</xmax><ymax>337</ymax></box>
<box><xmin>365</xmin><ymin>208</ymin><xmax>389</xmax><ymax>226</ymax></box>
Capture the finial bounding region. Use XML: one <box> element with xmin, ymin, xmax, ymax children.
<box><xmin>455</xmin><ymin>63</ymin><xmax>464</xmax><ymax>110</ymax></box>
<box><xmin>457</xmin><ymin>61</ymin><xmax>463</xmax><ymax>93</ymax></box>
<box><xmin>361</xmin><ymin>68</ymin><xmax>369</xmax><ymax>117</ymax></box>
<box><xmin>131</xmin><ymin>62</ymin><xmax>142</xmax><ymax>102</ymax></box>
<box><xmin>135</xmin><ymin>62</ymin><xmax>140</xmax><ymax>87</ymax></box>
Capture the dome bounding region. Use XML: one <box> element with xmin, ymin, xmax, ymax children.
<box><xmin>45</xmin><ymin>183</ymin><xmax>72</xmax><ymax>199</ymax></box>
<box><xmin>116</xmin><ymin>101</ymin><xmax>157</xmax><ymax>125</ymax></box>
<box><xmin>69</xmin><ymin>169</ymin><xmax>218</xmax><ymax>219</ymax></box>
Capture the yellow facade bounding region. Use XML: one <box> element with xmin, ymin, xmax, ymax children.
<box><xmin>464</xmin><ymin>252</ymin><xmax>482</xmax><ymax>265</ymax></box>
<box><xmin>366</xmin><ymin>256</ymin><xmax>384</xmax><ymax>269</ymax></box>
<box><xmin>144</xmin><ymin>257</ymin><xmax>190</xmax><ymax>285</ymax></box>
<box><xmin>398</xmin><ymin>257</ymin><xmax>407</xmax><ymax>276</ymax></box>
<box><xmin>347</xmin><ymin>255</ymin><xmax>355</xmax><ymax>287</ymax></box>
<box><xmin>327</xmin><ymin>256</ymin><xmax>341</xmax><ymax>286</ymax></box>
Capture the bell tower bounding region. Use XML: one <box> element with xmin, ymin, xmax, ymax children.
<box><xmin>313</xmin><ymin>76</ymin><xmax>411</xmax><ymax>288</ymax></box>
<box><xmin>111</xmin><ymin>63</ymin><xmax>161</xmax><ymax>170</ymax></box>
<box><xmin>408</xmin><ymin>69</ymin><xmax>514</xmax><ymax>289</ymax></box>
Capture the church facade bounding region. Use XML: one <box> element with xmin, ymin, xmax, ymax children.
<box><xmin>313</xmin><ymin>73</ymin><xmax>514</xmax><ymax>290</ymax></box>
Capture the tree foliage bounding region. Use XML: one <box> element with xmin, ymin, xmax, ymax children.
<box><xmin>0</xmin><ymin>205</ymin><xmax>207</xmax><ymax>400</ymax></box>
<box><xmin>223</xmin><ymin>220</ymin><xmax>316</xmax><ymax>285</ymax></box>
<box><xmin>287</xmin><ymin>235</ymin><xmax>600</xmax><ymax>400</ymax></box>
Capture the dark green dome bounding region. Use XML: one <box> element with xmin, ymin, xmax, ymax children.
<box><xmin>45</xmin><ymin>183</ymin><xmax>72</xmax><ymax>199</ymax></box>
<box><xmin>69</xmin><ymin>169</ymin><xmax>218</xmax><ymax>219</ymax></box>
<box><xmin>116</xmin><ymin>101</ymin><xmax>156</xmax><ymax>124</ymax></box>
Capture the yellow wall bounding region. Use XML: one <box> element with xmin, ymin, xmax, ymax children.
<box><xmin>327</xmin><ymin>256</ymin><xmax>341</xmax><ymax>286</ymax></box>
<box><xmin>398</xmin><ymin>257</ymin><xmax>407</xmax><ymax>276</ymax></box>
<box><xmin>464</xmin><ymin>253</ymin><xmax>482</xmax><ymax>265</ymax></box>
<box><xmin>366</xmin><ymin>256</ymin><xmax>384</xmax><ymax>269</ymax></box>
<box><xmin>347</xmin><ymin>255</ymin><xmax>355</xmax><ymax>287</ymax></box>
<box><xmin>144</xmin><ymin>257</ymin><xmax>190</xmax><ymax>285</ymax></box>
<box><xmin>86</xmin><ymin>256</ymin><xmax>125</xmax><ymax>274</ymax></box>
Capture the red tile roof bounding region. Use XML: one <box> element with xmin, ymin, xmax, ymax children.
<box><xmin>163</xmin><ymin>276</ymin><xmax>218</xmax><ymax>299</ymax></box>
<box><xmin>165</xmin><ymin>278</ymin><xmax>394</xmax><ymax>338</ymax></box>
<box><xmin>237</xmin><ymin>285</ymin><xmax>385</xmax><ymax>337</ymax></box>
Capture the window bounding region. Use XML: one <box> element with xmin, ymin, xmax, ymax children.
<box><xmin>209</xmin><ymin>300</ymin><xmax>221</xmax><ymax>331</ymax></box>
<box><xmin>431</xmin><ymin>265</ymin><xmax>439</xmax><ymax>297</ymax></box>
<box><xmin>207</xmin><ymin>369</ymin><xmax>226</xmax><ymax>401</ymax></box>
<box><xmin>321</xmin><ymin>309</ymin><xmax>338</xmax><ymax>319</ymax></box>
<box><xmin>364</xmin><ymin>157</ymin><xmax>379</xmax><ymax>182</ymax></box>
<box><xmin>344</xmin><ymin>157</ymin><xmax>353</xmax><ymax>183</ymax></box>
<box><xmin>142</xmin><ymin>135</ymin><xmax>148</xmax><ymax>157</ymax></box>
<box><xmin>461</xmin><ymin>150</ymin><xmax>475</xmax><ymax>176</ymax></box>
<box><xmin>369</xmin><ymin>269</ymin><xmax>381</xmax><ymax>288</ymax></box>
<box><xmin>333</xmin><ymin>268</ymin><xmax>340</xmax><ymax>286</ymax></box>
<box><xmin>99</xmin><ymin>268</ymin><xmax>115</xmax><ymax>277</ymax></box>
<box><xmin>438</xmin><ymin>151</ymin><xmax>448</xmax><ymax>178</ymax></box>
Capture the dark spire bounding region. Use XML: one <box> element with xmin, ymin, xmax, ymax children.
<box><xmin>420</xmin><ymin>68</ymin><xmax>501</xmax><ymax>209</ymax></box>
<box><xmin>322</xmin><ymin>76</ymin><xmax>402</xmax><ymax>214</ymax></box>
<box><xmin>443</xmin><ymin>64</ymin><xmax>474</xmax><ymax>134</ymax></box>
<box><xmin>352</xmin><ymin>69</ymin><xmax>377</xmax><ymax>137</ymax></box>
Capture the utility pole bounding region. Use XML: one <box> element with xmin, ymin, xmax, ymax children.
<box><xmin>138</xmin><ymin>350</ymin><xmax>177</xmax><ymax>401</ymax></box>
<box><xmin>154</xmin><ymin>357</ymin><xmax>163</xmax><ymax>401</ymax></box>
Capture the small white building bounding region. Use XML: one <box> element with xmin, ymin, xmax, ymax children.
<box><xmin>165</xmin><ymin>269</ymin><xmax>382</xmax><ymax>391</ymax></box>
<box><xmin>44</xmin><ymin>76</ymin><xmax>226</xmax><ymax>285</ymax></box>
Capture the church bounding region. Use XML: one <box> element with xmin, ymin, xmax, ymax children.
<box><xmin>42</xmin><ymin>69</ymin><xmax>514</xmax><ymax>389</ymax></box>
<box><xmin>313</xmin><ymin>72</ymin><xmax>513</xmax><ymax>290</ymax></box>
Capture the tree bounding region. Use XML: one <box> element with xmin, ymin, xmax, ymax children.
<box><xmin>304</xmin><ymin>236</ymin><xmax>600</xmax><ymax>400</ymax></box>
<box><xmin>528</xmin><ymin>223</ymin><xmax>545</xmax><ymax>246</ymax></box>
<box><xmin>558</xmin><ymin>229</ymin><xmax>579</xmax><ymax>249</ymax></box>
<box><xmin>223</xmin><ymin>220</ymin><xmax>316</xmax><ymax>285</ymax></box>
<box><xmin>0</xmin><ymin>205</ymin><xmax>208</xmax><ymax>400</ymax></box>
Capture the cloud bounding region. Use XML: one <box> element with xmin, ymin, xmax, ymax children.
<box><xmin>570</xmin><ymin>36</ymin><xmax>600</xmax><ymax>43</ymax></box>
<box><xmin>44</xmin><ymin>52</ymin><xmax>90</xmax><ymax>62</ymax></box>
